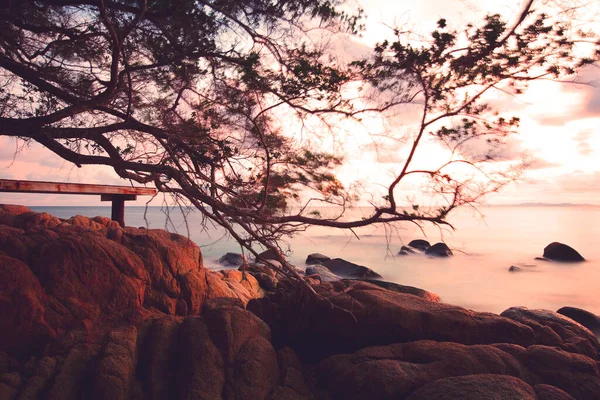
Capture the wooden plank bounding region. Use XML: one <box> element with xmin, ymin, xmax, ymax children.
<box><xmin>101</xmin><ymin>194</ymin><xmax>137</xmax><ymax>202</ymax></box>
<box><xmin>0</xmin><ymin>179</ymin><xmax>156</xmax><ymax>196</ymax></box>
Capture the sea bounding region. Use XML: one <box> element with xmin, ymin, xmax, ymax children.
<box><xmin>30</xmin><ymin>205</ymin><xmax>600</xmax><ymax>316</ymax></box>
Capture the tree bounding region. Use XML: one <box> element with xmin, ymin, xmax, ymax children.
<box><xmin>0</xmin><ymin>0</ymin><xmax>598</xmax><ymax>288</ymax></box>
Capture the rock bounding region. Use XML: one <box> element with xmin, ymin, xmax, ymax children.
<box><xmin>500</xmin><ymin>307</ymin><xmax>600</xmax><ymax>359</ymax></box>
<box><xmin>509</xmin><ymin>265</ymin><xmax>522</xmax><ymax>272</ymax></box>
<box><xmin>92</xmin><ymin>326</ymin><xmax>138</xmax><ymax>400</ymax></box>
<box><xmin>523</xmin><ymin>345</ymin><xmax>600</xmax><ymax>399</ymax></box>
<box><xmin>359</xmin><ymin>279</ymin><xmax>440</xmax><ymax>302</ymax></box>
<box><xmin>542</xmin><ymin>242</ymin><xmax>585</xmax><ymax>262</ymax></box>
<box><xmin>424</xmin><ymin>242</ymin><xmax>453</xmax><ymax>257</ymax></box>
<box><xmin>305</xmin><ymin>265</ymin><xmax>342</xmax><ymax>282</ymax></box>
<box><xmin>0</xmin><ymin>207</ymin><xmax>262</xmax><ymax>358</ymax></box>
<box><xmin>534</xmin><ymin>384</ymin><xmax>576</xmax><ymax>400</ymax></box>
<box><xmin>249</xmin><ymin>280</ymin><xmax>534</xmax><ymax>362</ymax></box>
<box><xmin>315</xmin><ymin>341</ymin><xmax>530</xmax><ymax>399</ymax></box>
<box><xmin>535</xmin><ymin>257</ymin><xmax>550</xmax><ymax>261</ymax></box>
<box><xmin>557</xmin><ymin>306</ymin><xmax>600</xmax><ymax>334</ymax></box>
<box><xmin>407</xmin><ymin>375</ymin><xmax>537</xmax><ymax>400</ymax></box>
<box><xmin>321</xmin><ymin>258</ymin><xmax>382</xmax><ymax>279</ymax></box>
<box><xmin>218</xmin><ymin>252</ymin><xmax>246</xmax><ymax>267</ymax></box>
<box><xmin>305</xmin><ymin>253</ymin><xmax>330</xmax><ymax>265</ymax></box>
<box><xmin>253</xmin><ymin>272</ymin><xmax>278</xmax><ymax>291</ymax></box>
<box><xmin>398</xmin><ymin>245</ymin><xmax>417</xmax><ymax>255</ymax></box>
<box><xmin>255</xmin><ymin>248</ymin><xmax>281</xmax><ymax>262</ymax></box>
<box><xmin>408</xmin><ymin>239</ymin><xmax>430</xmax><ymax>251</ymax></box>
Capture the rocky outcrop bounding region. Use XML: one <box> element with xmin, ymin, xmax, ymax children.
<box><xmin>311</xmin><ymin>339</ymin><xmax>600</xmax><ymax>399</ymax></box>
<box><xmin>249</xmin><ymin>279</ymin><xmax>535</xmax><ymax>362</ymax></box>
<box><xmin>1</xmin><ymin>299</ymin><xmax>280</xmax><ymax>400</ymax></box>
<box><xmin>424</xmin><ymin>242</ymin><xmax>453</xmax><ymax>257</ymax></box>
<box><xmin>321</xmin><ymin>258</ymin><xmax>382</xmax><ymax>279</ymax></box>
<box><xmin>557</xmin><ymin>306</ymin><xmax>600</xmax><ymax>334</ymax></box>
<box><xmin>0</xmin><ymin>205</ymin><xmax>263</xmax><ymax>358</ymax></box>
<box><xmin>3</xmin><ymin>204</ymin><xmax>599</xmax><ymax>400</ymax></box>
<box><xmin>305</xmin><ymin>253</ymin><xmax>330</xmax><ymax>265</ymax></box>
<box><xmin>542</xmin><ymin>242</ymin><xmax>585</xmax><ymax>262</ymax></box>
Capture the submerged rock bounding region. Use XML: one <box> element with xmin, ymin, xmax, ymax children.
<box><xmin>408</xmin><ymin>239</ymin><xmax>430</xmax><ymax>251</ymax></box>
<box><xmin>305</xmin><ymin>253</ymin><xmax>330</xmax><ymax>265</ymax></box>
<box><xmin>542</xmin><ymin>242</ymin><xmax>585</xmax><ymax>262</ymax></box>
<box><xmin>218</xmin><ymin>252</ymin><xmax>246</xmax><ymax>267</ymax></box>
<box><xmin>321</xmin><ymin>258</ymin><xmax>382</xmax><ymax>279</ymax></box>
<box><xmin>424</xmin><ymin>242</ymin><xmax>453</xmax><ymax>257</ymax></box>
<box><xmin>305</xmin><ymin>265</ymin><xmax>342</xmax><ymax>282</ymax></box>
<box><xmin>398</xmin><ymin>245</ymin><xmax>417</xmax><ymax>255</ymax></box>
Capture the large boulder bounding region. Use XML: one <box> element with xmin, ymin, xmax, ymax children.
<box><xmin>249</xmin><ymin>279</ymin><xmax>534</xmax><ymax>362</ymax></box>
<box><xmin>314</xmin><ymin>340</ymin><xmax>600</xmax><ymax>400</ymax></box>
<box><xmin>424</xmin><ymin>242</ymin><xmax>453</xmax><ymax>257</ymax></box>
<box><xmin>557</xmin><ymin>306</ymin><xmax>600</xmax><ymax>334</ymax></box>
<box><xmin>305</xmin><ymin>253</ymin><xmax>330</xmax><ymax>265</ymax></box>
<box><xmin>500</xmin><ymin>307</ymin><xmax>600</xmax><ymax>359</ymax></box>
<box><xmin>321</xmin><ymin>258</ymin><xmax>382</xmax><ymax>279</ymax></box>
<box><xmin>2</xmin><ymin>300</ymin><xmax>282</xmax><ymax>400</ymax></box>
<box><xmin>408</xmin><ymin>239</ymin><xmax>430</xmax><ymax>251</ymax></box>
<box><xmin>542</xmin><ymin>242</ymin><xmax>585</xmax><ymax>262</ymax></box>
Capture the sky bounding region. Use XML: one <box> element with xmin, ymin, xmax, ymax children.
<box><xmin>1</xmin><ymin>0</ymin><xmax>600</xmax><ymax>206</ymax></box>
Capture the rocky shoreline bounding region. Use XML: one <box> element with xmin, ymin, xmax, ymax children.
<box><xmin>1</xmin><ymin>205</ymin><xmax>599</xmax><ymax>399</ymax></box>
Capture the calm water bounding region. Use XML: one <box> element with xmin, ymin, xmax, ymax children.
<box><xmin>30</xmin><ymin>205</ymin><xmax>600</xmax><ymax>315</ymax></box>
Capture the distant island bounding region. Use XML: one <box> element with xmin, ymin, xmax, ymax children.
<box><xmin>492</xmin><ymin>202</ymin><xmax>600</xmax><ymax>207</ymax></box>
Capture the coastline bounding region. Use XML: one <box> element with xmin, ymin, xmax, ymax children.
<box><xmin>1</xmin><ymin>204</ymin><xmax>599</xmax><ymax>399</ymax></box>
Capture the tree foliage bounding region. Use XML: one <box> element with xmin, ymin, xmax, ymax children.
<box><xmin>0</xmin><ymin>0</ymin><xmax>598</xmax><ymax>284</ymax></box>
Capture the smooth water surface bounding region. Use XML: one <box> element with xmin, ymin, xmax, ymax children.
<box><xmin>31</xmin><ymin>205</ymin><xmax>600</xmax><ymax>315</ymax></box>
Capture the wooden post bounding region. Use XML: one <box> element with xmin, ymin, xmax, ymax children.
<box><xmin>112</xmin><ymin>196</ymin><xmax>126</xmax><ymax>227</ymax></box>
<box><xmin>101</xmin><ymin>194</ymin><xmax>136</xmax><ymax>227</ymax></box>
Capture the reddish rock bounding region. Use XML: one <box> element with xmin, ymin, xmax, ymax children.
<box><xmin>534</xmin><ymin>384</ymin><xmax>576</xmax><ymax>400</ymax></box>
<box><xmin>0</xmin><ymin>254</ymin><xmax>55</xmax><ymax>356</ymax></box>
<box><xmin>314</xmin><ymin>341</ymin><xmax>527</xmax><ymax>399</ymax></box>
<box><xmin>501</xmin><ymin>307</ymin><xmax>600</xmax><ymax>359</ymax></box>
<box><xmin>249</xmin><ymin>280</ymin><xmax>534</xmax><ymax>361</ymax></box>
<box><xmin>524</xmin><ymin>345</ymin><xmax>600</xmax><ymax>399</ymax></box>
<box><xmin>406</xmin><ymin>375</ymin><xmax>536</xmax><ymax>400</ymax></box>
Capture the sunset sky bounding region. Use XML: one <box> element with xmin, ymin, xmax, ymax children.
<box><xmin>1</xmin><ymin>0</ymin><xmax>599</xmax><ymax>206</ymax></box>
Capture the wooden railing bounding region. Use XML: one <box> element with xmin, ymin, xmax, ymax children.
<box><xmin>0</xmin><ymin>179</ymin><xmax>157</xmax><ymax>226</ymax></box>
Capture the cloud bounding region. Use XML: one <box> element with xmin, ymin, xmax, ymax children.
<box><xmin>574</xmin><ymin>130</ymin><xmax>594</xmax><ymax>157</ymax></box>
<box><xmin>525</xmin><ymin>158</ymin><xmax>561</xmax><ymax>170</ymax></box>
